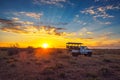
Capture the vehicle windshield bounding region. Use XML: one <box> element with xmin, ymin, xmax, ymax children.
<box><xmin>81</xmin><ymin>46</ymin><xmax>89</xmax><ymax>50</ymax></box>
<box><xmin>85</xmin><ymin>47</ymin><xmax>89</xmax><ymax>49</ymax></box>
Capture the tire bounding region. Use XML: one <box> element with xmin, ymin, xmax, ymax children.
<box><xmin>84</xmin><ymin>54</ymin><xmax>87</xmax><ymax>56</ymax></box>
<box><xmin>72</xmin><ymin>53</ymin><xmax>79</xmax><ymax>57</ymax></box>
<box><xmin>87</xmin><ymin>52</ymin><xmax>92</xmax><ymax>57</ymax></box>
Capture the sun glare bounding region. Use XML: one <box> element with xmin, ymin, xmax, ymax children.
<box><xmin>42</xmin><ymin>43</ymin><xmax>49</xmax><ymax>48</ymax></box>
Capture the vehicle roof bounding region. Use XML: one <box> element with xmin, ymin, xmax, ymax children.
<box><xmin>66</xmin><ymin>42</ymin><xmax>83</xmax><ymax>44</ymax></box>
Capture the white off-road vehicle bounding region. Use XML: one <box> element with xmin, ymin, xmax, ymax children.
<box><xmin>66</xmin><ymin>42</ymin><xmax>92</xmax><ymax>57</ymax></box>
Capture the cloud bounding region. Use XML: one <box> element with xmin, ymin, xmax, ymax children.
<box><xmin>0</xmin><ymin>18</ymin><xmax>21</xmax><ymax>26</ymax></box>
<box><xmin>14</xmin><ymin>12</ymin><xmax>43</xmax><ymax>19</ymax></box>
<box><xmin>33</xmin><ymin>0</ymin><xmax>73</xmax><ymax>7</ymax></box>
<box><xmin>99</xmin><ymin>32</ymin><xmax>115</xmax><ymax>38</ymax></box>
<box><xmin>0</xmin><ymin>25</ymin><xmax>65</xmax><ymax>35</ymax></box>
<box><xmin>0</xmin><ymin>26</ymin><xmax>29</xmax><ymax>34</ymax></box>
<box><xmin>0</xmin><ymin>18</ymin><xmax>66</xmax><ymax>35</ymax></box>
<box><xmin>81</xmin><ymin>5</ymin><xmax>120</xmax><ymax>24</ymax></box>
<box><xmin>0</xmin><ymin>18</ymin><xmax>34</xmax><ymax>27</ymax></box>
<box><xmin>94</xmin><ymin>0</ymin><xmax>119</xmax><ymax>3</ymax></box>
<box><xmin>17</xmin><ymin>21</ymin><xmax>34</xmax><ymax>25</ymax></box>
<box><xmin>39</xmin><ymin>21</ymin><xmax>68</xmax><ymax>25</ymax></box>
<box><xmin>0</xmin><ymin>18</ymin><xmax>34</xmax><ymax>33</ymax></box>
<box><xmin>12</xmin><ymin>17</ymin><xmax>20</xmax><ymax>21</ymax></box>
<box><xmin>94</xmin><ymin>0</ymin><xmax>109</xmax><ymax>2</ymax></box>
<box><xmin>93</xmin><ymin>39</ymin><xmax>120</xmax><ymax>48</ymax></box>
<box><xmin>77</xmin><ymin>27</ymin><xmax>93</xmax><ymax>36</ymax></box>
<box><xmin>73</xmin><ymin>15</ymin><xmax>87</xmax><ymax>25</ymax></box>
<box><xmin>0</xmin><ymin>18</ymin><xmax>93</xmax><ymax>39</ymax></box>
<box><xmin>81</xmin><ymin>5</ymin><xmax>119</xmax><ymax>18</ymax></box>
<box><xmin>75</xmin><ymin>20</ymin><xmax>87</xmax><ymax>25</ymax></box>
<box><xmin>94</xmin><ymin>19</ymin><xmax>111</xmax><ymax>25</ymax></box>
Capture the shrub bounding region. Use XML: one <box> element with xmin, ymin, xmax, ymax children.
<box><xmin>45</xmin><ymin>77</ymin><xmax>55</xmax><ymax>80</ymax></box>
<box><xmin>10</xmin><ymin>63</ymin><xmax>16</xmax><ymax>67</ymax></box>
<box><xmin>99</xmin><ymin>68</ymin><xmax>112</xmax><ymax>77</ymax></box>
<box><xmin>59</xmin><ymin>73</ymin><xmax>66</xmax><ymax>78</ymax></box>
<box><xmin>85</xmin><ymin>73</ymin><xmax>99</xmax><ymax>80</ymax></box>
<box><xmin>13</xmin><ymin>58</ymin><xmax>18</xmax><ymax>62</ymax></box>
<box><xmin>26</xmin><ymin>62</ymin><xmax>31</xmax><ymax>64</ymax></box>
<box><xmin>44</xmin><ymin>60</ymin><xmax>51</xmax><ymax>63</ymax></box>
<box><xmin>69</xmin><ymin>60</ymin><xmax>77</xmax><ymax>64</ymax></box>
<box><xmin>3</xmin><ymin>57</ymin><xmax>8</xmax><ymax>60</ymax></box>
<box><xmin>6</xmin><ymin>58</ymin><xmax>18</xmax><ymax>64</ymax></box>
<box><xmin>57</xmin><ymin>53</ymin><xmax>70</xmax><ymax>60</ymax></box>
<box><xmin>27</xmin><ymin>46</ymin><xmax>34</xmax><ymax>54</ymax></box>
<box><xmin>55</xmin><ymin>63</ymin><xmax>64</xmax><ymax>69</ymax></box>
<box><xmin>103</xmin><ymin>59</ymin><xmax>112</xmax><ymax>63</ymax></box>
<box><xmin>41</xmin><ymin>67</ymin><xmax>55</xmax><ymax>75</ymax></box>
<box><xmin>56</xmin><ymin>49</ymin><xmax>63</xmax><ymax>53</ymax></box>
<box><xmin>8</xmin><ymin>48</ymin><xmax>19</xmax><ymax>56</ymax></box>
<box><xmin>86</xmin><ymin>73</ymin><xmax>97</xmax><ymax>78</ymax></box>
<box><xmin>35</xmin><ymin>61</ymin><xmax>41</xmax><ymax>65</ymax></box>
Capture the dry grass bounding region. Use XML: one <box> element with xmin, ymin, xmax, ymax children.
<box><xmin>0</xmin><ymin>48</ymin><xmax>120</xmax><ymax>80</ymax></box>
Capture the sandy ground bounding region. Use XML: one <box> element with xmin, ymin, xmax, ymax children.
<box><xmin>0</xmin><ymin>48</ymin><xmax>120</xmax><ymax>80</ymax></box>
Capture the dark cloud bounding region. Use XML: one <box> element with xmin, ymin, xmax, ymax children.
<box><xmin>0</xmin><ymin>27</ymin><xmax>29</xmax><ymax>34</ymax></box>
<box><xmin>44</xmin><ymin>25</ymin><xmax>65</xmax><ymax>30</ymax></box>
<box><xmin>0</xmin><ymin>18</ymin><xmax>21</xmax><ymax>26</ymax></box>
<box><xmin>38</xmin><ymin>25</ymin><xmax>65</xmax><ymax>36</ymax></box>
<box><xmin>0</xmin><ymin>18</ymin><xmax>28</xmax><ymax>33</ymax></box>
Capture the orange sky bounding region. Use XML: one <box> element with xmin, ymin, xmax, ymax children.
<box><xmin>0</xmin><ymin>26</ymin><xmax>120</xmax><ymax>48</ymax></box>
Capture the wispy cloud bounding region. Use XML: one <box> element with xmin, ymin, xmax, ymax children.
<box><xmin>94</xmin><ymin>0</ymin><xmax>108</xmax><ymax>2</ymax></box>
<box><xmin>12</xmin><ymin>17</ymin><xmax>20</xmax><ymax>21</ymax></box>
<box><xmin>94</xmin><ymin>0</ymin><xmax>119</xmax><ymax>2</ymax></box>
<box><xmin>73</xmin><ymin>15</ymin><xmax>87</xmax><ymax>25</ymax></box>
<box><xmin>33</xmin><ymin>0</ymin><xmax>73</xmax><ymax>7</ymax></box>
<box><xmin>14</xmin><ymin>12</ymin><xmax>43</xmax><ymax>19</ymax></box>
<box><xmin>0</xmin><ymin>26</ymin><xmax>29</xmax><ymax>34</ymax></box>
<box><xmin>81</xmin><ymin>5</ymin><xmax>120</xmax><ymax>24</ymax></box>
<box><xmin>77</xmin><ymin>27</ymin><xmax>93</xmax><ymax>37</ymax></box>
<box><xmin>39</xmin><ymin>21</ymin><xmax>68</xmax><ymax>25</ymax></box>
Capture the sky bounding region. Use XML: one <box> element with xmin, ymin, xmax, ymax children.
<box><xmin>0</xmin><ymin>0</ymin><xmax>120</xmax><ymax>48</ymax></box>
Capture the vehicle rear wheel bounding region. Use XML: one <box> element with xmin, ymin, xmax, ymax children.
<box><xmin>72</xmin><ymin>53</ymin><xmax>79</xmax><ymax>57</ymax></box>
<box><xmin>84</xmin><ymin>54</ymin><xmax>87</xmax><ymax>56</ymax></box>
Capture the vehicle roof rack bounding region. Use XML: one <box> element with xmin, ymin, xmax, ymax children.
<box><xmin>66</xmin><ymin>42</ymin><xmax>83</xmax><ymax>44</ymax></box>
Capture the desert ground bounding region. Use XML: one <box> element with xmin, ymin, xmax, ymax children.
<box><xmin>0</xmin><ymin>48</ymin><xmax>120</xmax><ymax>80</ymax></box>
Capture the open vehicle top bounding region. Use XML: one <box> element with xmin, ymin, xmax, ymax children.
<box><xmin>66</xmin><ymin>42</ymin><xmax>83</xmax><ymax>50</ymax></box>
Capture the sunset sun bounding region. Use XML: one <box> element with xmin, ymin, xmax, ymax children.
<box><xmin>42</xmin><ymin>43</ymin><xmax>49</xmax><ymax>48</ymax></box>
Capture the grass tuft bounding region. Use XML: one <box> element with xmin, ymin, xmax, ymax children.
<box><xmin>85</xmin><ymin>73</ymin><xmax>99</xmax><ymax>80</ymax></box>
<box><xmin>41</xmin><ymin>67</ymin><xmax>55</xmax><ymax>75</ymax></box>
<box><xmin>103</xmin><ymin>59</ymin><xmax>112</xmax><ymax>63</ymax></box>
<box><xmin>59</xmin><ymin>72</ymin><xmax>66</xmax><ymax>78</ymax></box>
<box><xmin>10</xmin><ymin>63</ymin><xmax>16</xmax><ymax>67</ymax></box>
<box><xmin>45</xmin><ymin>77</ymin><xmax>55</xmax><ymax>80</ymax></box>
<box><xmin>99</xmin><ymin>67</ymin><xmax>113</xmax><ymax>77</ymax></box>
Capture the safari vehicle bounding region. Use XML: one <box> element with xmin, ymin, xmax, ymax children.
<box><xmin>66</xmin><ymin>42</ymin><xmax>92</xmax><ymax>57</ymax></box>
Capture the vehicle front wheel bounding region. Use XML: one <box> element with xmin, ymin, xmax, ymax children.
<box><xmin>87</xmin><ymin>52</ymin><xmax>92</xmax><ymax>57</ymax></box>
